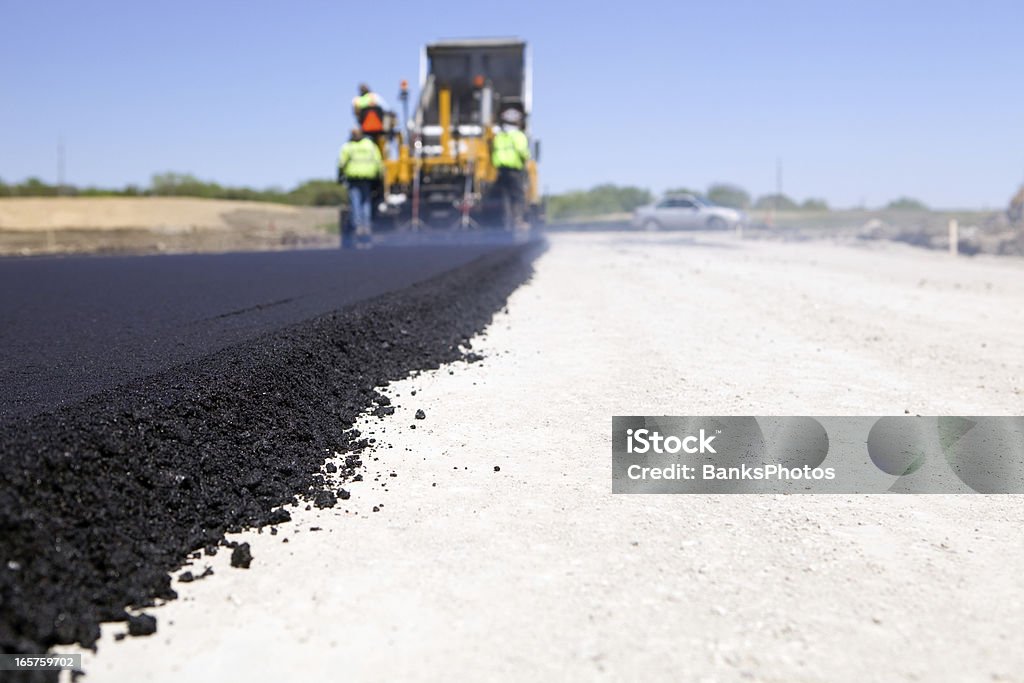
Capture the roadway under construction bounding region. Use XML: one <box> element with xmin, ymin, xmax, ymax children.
<box><xmin>343</xmin><ymin>38</ymin><xmax>543</xmax><ymax>234</ymax></box>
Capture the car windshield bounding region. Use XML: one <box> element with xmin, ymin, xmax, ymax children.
<box><xmin>661</xmin><ymin>196</ymin><xmax>702</xmax><ymax>207</ymax></box>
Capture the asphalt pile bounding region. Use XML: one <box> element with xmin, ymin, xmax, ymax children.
<box><xmin>0</xmin><ymin>242</ymin><xmax>539</xmax><ymax>659</ymax></box>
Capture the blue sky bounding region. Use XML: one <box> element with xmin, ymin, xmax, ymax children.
<box><xmin>2</xmin><ymin>0</ymin><xmax>1022</xmax><ymax>208</ymax></box>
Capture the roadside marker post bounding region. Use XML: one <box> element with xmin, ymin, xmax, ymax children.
<box><xmin>949</xmin><ymin>219</ymin><xmax>959</xmax><ymax>257</ymax></box>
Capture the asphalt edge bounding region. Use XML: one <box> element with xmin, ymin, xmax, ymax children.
<box><xmin>0</xmin><ymin>239</ymin><xmax>544</xmax><ymax>661</ymax></box>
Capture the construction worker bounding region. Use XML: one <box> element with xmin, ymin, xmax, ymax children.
<box><xmin>352</xmin><ymin>84</ymin><xmax>387</xmax><ymax>137</ymax></box>
<box><xmin>490</xmin><ymin>109</ymin><xmax>531</xmax><ymax>230</ymax></box>
<box><xmin>338</xmin><ymin>128</ymin><xmax>383</xmax><ymax>245</ymax></box>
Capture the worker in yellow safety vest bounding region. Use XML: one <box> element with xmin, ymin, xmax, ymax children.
<box><xmin>337</xmin><ymin>128</ymin><xmax>383</xmax><ymax>244</ymax></box>
<box><xmin>352</xmin><ymin>83</ymin><xmax>387</xmax><ymax>136</ymax></box>
<box><xmin>490</xmin><ymin>109</ymin><xmax>531</xmax><ymax>230</ymax></box>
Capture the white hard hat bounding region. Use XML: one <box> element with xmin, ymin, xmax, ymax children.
<box><xmin>500</xmin><ymin>109</ymin><xmax>523</xmax><ymax>124</ymax></box>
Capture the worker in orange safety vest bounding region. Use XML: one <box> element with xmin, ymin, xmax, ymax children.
<box><xmin>352</xmin><ymin>83</ymin><xmax>387</xmax><ymax>136</ymax></box>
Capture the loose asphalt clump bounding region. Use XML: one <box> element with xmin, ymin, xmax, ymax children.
<box><xmin>265</xmin><ymin>507</ymin><xmax>291</xmax><ymax>525</ymax></box>
<box><xmin>313</xmin><ymin>489</ymin><xmax>337</xmax><ymax>509</ymax></box>
<box><xmin>229</xmin><ymin>543</ymin><xmax>253</xmax><ymax>569</ymax></box>
<box><xmin>0</xmin><ymin>242</ymin><xmax>540</xmax><ymax>657</ymax></box>
<box><xmin>125</xmin><ymin>614</ymin><xmax>157</xmax><ymax>637</ymax></box>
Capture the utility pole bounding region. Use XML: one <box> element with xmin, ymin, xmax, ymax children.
<box><xmin>57</xmin><ymin>135</ymin><xmax>66</xmax><ymax>196</ymax></box>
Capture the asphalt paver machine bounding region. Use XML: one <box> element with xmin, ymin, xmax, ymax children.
<box><xmin>345</xmin><ymin>38</ymin><xmax>543</xmax><ymax>232</ymax></box>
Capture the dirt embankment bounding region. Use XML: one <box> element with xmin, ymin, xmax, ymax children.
<box><xmin>550</xmin><ymin>209</ymin><xmax>1024</xmax><ymax>257</ymax></box>
<box><xmin>746</xmin><ymin>209</ymin><xmax>1024</xmax><ymax>257</ymax></box>
<box><xmin>0</xmin><ymin>198</ymin><xmax>339</xmax><ymax>256</ymax></box>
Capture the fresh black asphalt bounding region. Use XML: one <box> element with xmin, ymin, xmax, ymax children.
<box><xmin>0</xmin><ymin>239</ymin><xmax>540</xmax><ymax>663</ymax></box>
<box><xmin>0</xmin><ymin>243</ymin><xmax>514</xmax><ymax>424</ymax></box>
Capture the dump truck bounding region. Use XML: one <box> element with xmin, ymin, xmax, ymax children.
<box><xmin>342</xmin><ymin>38</ymin><xmax>542</xmax><ymax>233</ymax></box>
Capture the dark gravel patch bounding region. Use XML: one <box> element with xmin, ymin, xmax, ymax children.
<box><xmin>0</xmin><ymin>241</ymin><xmax>539</xmax><ymax>660</ymax></box>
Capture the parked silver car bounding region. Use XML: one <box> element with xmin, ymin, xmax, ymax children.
<box><xmin>632</xmin><ymin>194</ymin><xmax>746</xmax><ymax>231</ymax></box>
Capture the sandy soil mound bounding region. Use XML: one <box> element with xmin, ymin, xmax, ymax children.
<box><xmin>0</xmin><ymin>197</ymin><xmax>338</xmax><ymax>255</ymax></box>
<box><xmin>0</xmin><ymin>197</ymin><xmax>309</xmax><ymax>231</ymax></box>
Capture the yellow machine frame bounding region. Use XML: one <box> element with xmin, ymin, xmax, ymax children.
<box><xmin>378</xmin><ymin>86</ymin><xmax>540</xmax><ymax>207</ymax></box>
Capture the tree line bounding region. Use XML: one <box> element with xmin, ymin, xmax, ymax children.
<box><xmin>0</xmin><ymin>175</ymin><xmax>929</xmax><ymax>217</ymax></box>
<box><xmin>545</xmin><ymin>182</ymin><xmax>929</xmax><ymax>219</ymax></box>
<box><xmin>0</xmin><ymin>173</ymin><xmax>347</xmax><ymax>207</ymax></box>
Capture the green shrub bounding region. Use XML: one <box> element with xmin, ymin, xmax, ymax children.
<box><xmin>885</xmin><ymin>197</ymin><xmax>928</xmax><ymax>210</ymax></box>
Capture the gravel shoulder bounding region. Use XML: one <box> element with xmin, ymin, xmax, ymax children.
<box><xmin>78</xmin><ymin>232</ymin><xmax>1024</xmax><ymax>682</ymax></box>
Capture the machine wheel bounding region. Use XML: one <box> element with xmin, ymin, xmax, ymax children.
<box><xmin>707</xmin><ymin>216</ymin><xmax>728</xmax><ymax>231</ymax></box>
<box><xmin>643</xmin><ymin>219</ymin><xmax>662</xmax><ymax>231</ymax></box>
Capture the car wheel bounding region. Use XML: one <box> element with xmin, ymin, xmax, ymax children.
<box><xmin>707</xmin><ymin>216</ymin><xmax>728</xmax><ymax>231</ymax></box>
<box><xmin>643</xmin><ymin>219</ymin><xmax>662</xmax><ymax>231</ymax></box>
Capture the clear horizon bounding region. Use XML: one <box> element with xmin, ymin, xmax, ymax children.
<box><xmin>3</xmin><ymin>0</ymin><xmax>1023</xmax><ymax>209</ymax></box>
